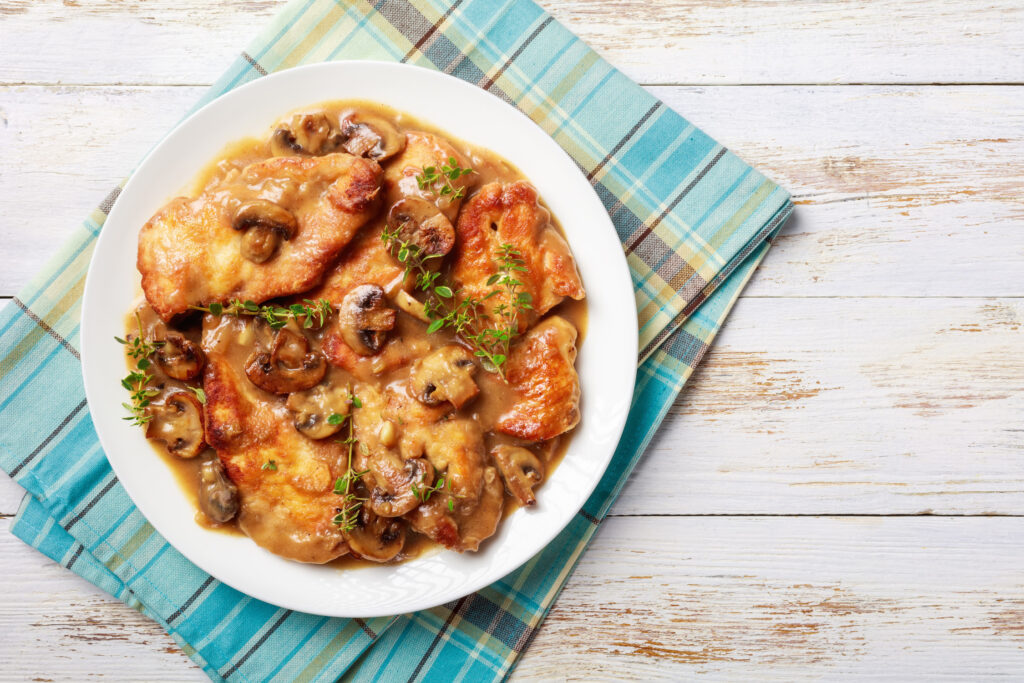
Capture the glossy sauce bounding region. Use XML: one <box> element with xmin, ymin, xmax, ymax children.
<box><xmin>126</xmin><ymin>99</ymin><xmax>587</xmax><ymax>568</ymax></box>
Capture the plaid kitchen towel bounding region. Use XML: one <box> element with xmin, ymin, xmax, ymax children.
<box><xmin>0</xmin><ymin>0</ymin><xmax>792</xmax><ymax>681</ymax></box>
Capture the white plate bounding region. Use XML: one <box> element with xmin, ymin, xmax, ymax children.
<box><xmin>80</xmin><ymin>61</ymin><xmax>637</xmax><ymax>618</ymax></box>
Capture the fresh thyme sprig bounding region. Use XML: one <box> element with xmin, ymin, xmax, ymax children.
<box><xmin>332</xmin><ymin>392</ymin><xmax>369</xmax><ymax>532</ymax></box>
<box><xmin>115</xmin><ymin>314</ymin><xmax>165</xmax><ymax>426</ymax></box>
<box><xmin>411</xmin><ymin>475</ymin><xmax>446</xmax><ymax>503</ymax></box>
<box><xmin>416</xmin><ymin>157</ymin><xmax>473</xmax><ymax>199</ymax></box>
<box><xmin>381</xmin><ymin>226</ymin><xmax>531</xmax><ymax>378</ymax></box>
<box><xmin>411</xmin><ymin>475</ymin><xmax>459</xmax><ymax>512</ymax></box>
<box><xmin>190</xmin><ymin>298</ymin><xmax>333</xmax><ymax>330</ymax></box>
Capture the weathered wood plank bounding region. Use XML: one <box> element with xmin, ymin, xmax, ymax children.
<box><xmin>616</xmin><ymin>296</ymin><xmax>1024</xmax><ymax>516</ymax></box>
<box><xmin>1</xmin><ymin>1</ymin><xmax>1022</xmax><ymax>85</ymax></box>
<box><xmin>516</xmin><ymin>516</ymin><xmax>1024</xmax><ymax>679</ymax></box>
<box><xmin>1</xmin><ymin>85</ymin><xmax>1022</xmax><ymax>297</ymax></box>
<box><xmin>5</xmin><ymin>512</ymin><xmax>1024</xmax><ymax>680</ymax></box>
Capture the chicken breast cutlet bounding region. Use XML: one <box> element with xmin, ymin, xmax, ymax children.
<box><xmin>452</xmin><ymin>181</ymin><xmax>584</xmax><ymax>329</ymax></box>
<box><xmin>201</xmin><ymin>315</ymin><xmax>351</xmax><ymax>564</ymax></box>
<box><xmin>496</xmin><ymin>316</ymin><xmax>581</xmax><ymax>442</ymax></box>
<box><xmin>139</xmin><ymin>153</ymin><xmax>383</xmax><ymax>321</ymax></box>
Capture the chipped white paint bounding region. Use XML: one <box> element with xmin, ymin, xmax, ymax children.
<box><xmin>1</xmin><ymin>0</ymin><xmax>1023</xmax><ymax>680</ymax></box>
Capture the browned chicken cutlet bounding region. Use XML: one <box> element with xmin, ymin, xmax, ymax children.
<box><xmin>139</xmin><ymin>153</ymin><xmax>383</xmax><ymax>321</ymax></box>
<box><xmin>200</xmin><ymin>315</ymin><xmax>351</xmax><ymax>564</ymax></box>
<box><xmin>496</xmin><ymin>316</ymin><xmax>581</xmax><ymax>442</ymax></box>
<box><xmin>452</xmin><ymin>181</ymin><xmax>584</xmax><ymax>329</ymax></box>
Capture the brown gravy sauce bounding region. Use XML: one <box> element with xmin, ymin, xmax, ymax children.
<box><xmin>126</xmin><ymin>99</ymin><xmax>587</xmax><ymax>569</ymax></box>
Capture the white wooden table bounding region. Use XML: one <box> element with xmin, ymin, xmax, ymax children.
<box><xmin>2</xmin><ymin>1</ymin><xmax>1023</xmax><ymax>679</ymax></box>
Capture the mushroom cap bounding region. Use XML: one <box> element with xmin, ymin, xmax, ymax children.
<box><xmin>492</xmin><ymin>444</ymin><xmax>545</xmax><ymax>506</ymax></box>
<box><xmin>338</xmin><ymin>284</ymin><xmax>397</xmax><ymax>356</ymax></box>
<box><xmin>285</xmin><ymin>383</ymin><xmax>351</xmax><ymax>440</ymax></box>
<box><xmin>269</xmin><ymin>112</ymin><xmax>340</xmax><ymax>157</ymax></box>
<box><xmin>339</xmin><ymin>112</ymin><xmax>405</xmax><ymax>162</ymax></box>
<box><xmin>198</xmin><ymin>457</ymin><xmax>239</xmax><ymax>524</ymax></box>
<box><xmin>155</xmin><ymin>333</ymin><xmax>205</xmax><ymax>382</ymax></box>
<box><xmin>343</xmin><ymin>507</ymin><xmax>407</xmax><ymax>562</ymax></box>
<box><xmin>244</xmin><ymin>328</ymin><xmax>327</xmax><ymax>394</ymax></box>
<box><xmin>369</xmin><ymin>454</ymin><xmax>435</xmax><ymax>518</ymax></box>
<box><xmin>233</xmin><ymin>200</ymin><xmax>299</xmax><ymax>265</ymax></box>
<box><xmin>409</xmin><ymin>344</ymin><xmax>479</xmax><ymax>409</ymax></box>
<box><xmin>386</xmin><ymin>197</ymin><xmax>456</xmax><ymax>258</ymax></box>
<box><xmin>145</xmin><ymin>391</ymin><xmax>207</xmax><ymax>459</ymax></box>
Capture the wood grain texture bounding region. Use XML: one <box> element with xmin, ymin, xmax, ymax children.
<box><xmin>2</xmin><ymin>1</ymin><xmax>1023</xmax><ymax>85</ymax></box>
<box><xmin>2</xmin><ymin>85</ymin><xmax>1022</xmax><ymax>296</ymax></box>
<box><xmin>515</xmin><ymin>516</ymin><xmax>1024</xmax><ymax>680</ymax></box>
<box><xmin>618</xmin><ymin>297</ymin><xmax>1024</xmax><ymax>515</ymax></box>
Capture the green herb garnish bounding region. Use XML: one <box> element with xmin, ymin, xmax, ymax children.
<box><xmin>332</xmin><ymin>389</ymin><xmax>368</xmax><ymax>532</ymax></box>
<box><xmin>262</xmin><ymin>460</ymin><xmax>278</xmax><ymax>471</ymax></box>
<box><xmin>190</xmin><ymin>298</ymin><xmax>333</xmax><ymax>330</ymax></box>
<box><xmin>415</xmin><ymin>157</ymin><xmax>473</xmax><ymax>199</ymax></box>
<box><xmin>115</xmin><ymin>313</ymin><xmax>165</xmax><ymax>426</ymax></box>
<box><xmin>381</xmin><ymin>226</ymin><xmax>531</xmax><ymax>378</ymax></box>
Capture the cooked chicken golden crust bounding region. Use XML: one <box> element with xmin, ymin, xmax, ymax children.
<box><xmin>496</xmin><ymin>316</ymin><xmax>581</xmax><ymax>442</ymax></box>
<box><xmin>139</xmin><ymin>153</ymin><xmax>383</xmax><ymax>321</ymax></box>
<box><xmin>452</xmin><ymin>181</ymin><xmax>584</xmax><ymax>328</ymax></box>
<box><xmin>201</xmin><ymin>316</ymin><xmax>351</xmax><ymax>564</ymax></box>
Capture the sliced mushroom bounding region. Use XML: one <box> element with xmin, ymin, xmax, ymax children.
<box><xmin>409</xmin><ymin>345</ymin><xmax>479</xmax><ymax>409</ymax></box>
<box><xmin>245</xmin><ymin>328</ymin><xmax>326</xmax><ymax>394</ymax></box>
<box><xmin>338</xmin><ymin>112</ymin><xmax>405</xmax><ymax>162</ymax></box>
<box><xmin>198</xmin><ymin>458</ymin><xmax>238</xmax><ymax>524</ymax></box>
<box><xmin>338</xmin><ymin>284</ymin><xmax>396</xmax><ymax>356</ymax></box>
<box><xmin>369</xmin><ymin>454</ymin><xmax>435</xmax><ymax>518</ymax></box>
<box><xmin>232</xmin><ymin>200</ymin><xmax>299</xmax><ymax>264</ymax></box>
<box><xmin>269</xmin><ymin>112</ymin><xmax>340</xmax><ymax>157</ymax></box>
<box><xmin>342</xmin><ymin>507</ymin><xmax>406</xmax><ymax>562</ymax></box>
<box><xmin>386</xmin><ymin>198</ymin><xmax>456</xmax><ymax>257</ymax></box>
<box><xmin>145</xmin><ymin>391</ymin><xmax>206</xmax><ymax>459</ymax></box>
<box><xmin>155</xmin><ymin>333</ymin><xmax>205</xmax><ymax>381</ymax></box>
<box><xmin>456</xmin><ymin>466</ymin><xmax>504</xmax><ymax>552</ymax></box>
<box><xmin>285</xmin><ymin>383</ymin><xmax>351</xmax><ymax>439</ymax></box>
<box><xmin>393</xmin><ymin>290</ymin><xmax>430</xmax><ymax>323</ymax></box>
<box><xmin>492</xmin><ymin>444</ymin><xmax>545</xmax><ymax>506</ymax></box>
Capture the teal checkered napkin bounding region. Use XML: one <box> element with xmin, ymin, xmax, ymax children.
<box><xmin>0</xmin><ymin>0</ymin><xmax>792</xmax><ymax>680</ymax></box>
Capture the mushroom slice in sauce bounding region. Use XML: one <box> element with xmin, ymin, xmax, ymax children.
<box><xmin>338</xmin><ymin>112</ymin><xmax>405</xmax><ymax>162</ymax></box>
<box><xmin>338</xmin><ymin>284</ymin><xmax>397</xmax><ymax>356</ymax></box>
<box><xmin>155</xmin><ymin>333</ymin><xmax>205</xmax><ymax>381</ymax></box>
<box><xmin>198</xmin><ymin>458</ymin><xmax>238</xmax><ymax>524</ymax></box>
<box><xmin>343</xmin><ymin>507</ymin><xmax>407</xmax><ymax>562</ymax></box>
<box><xmin>244</xmin><ymin>328</ymin><xmax>327</xmax><ymax>394</ymax></box>
<box><xmin>232</xmin><ymin>200</ymin><xmax>299</xmax><ymax>264</ymax></box>
<box><xmin>369</xmin><ymin>454</ymin><xmax>435</xmax><ymax>518</ymax></box>
<box><xmin>269</xmin><ymin>112</ymin><xmax>340</xmax><ymax>157</ymax></box>
<box><xmin>286</xmin><ymin>383</ymin><xmax>351</xmax><ymax>439</ymax></box>
<box><xmin>145</xmin><ymin>391</ymin><xmax>207</xmax><ymax>459</ymax></box>
<box><xmin>492</xmin><ymin>444</ymin><xmax>545</xmax><ymax>506</ymax></box>
<box><xmin>455</xmin><ymin>465</ymin><xmax>504</xmax><ymax>552</ymax></box>
<box><xmin>386</xmin><ymin>197</ymin><xmax>456</xmax><ymax>258</ymax></box>
<box><xmin>409</xmin><ymin>345</ymin><xmax>479</xmax><ymax>409</ymax></box>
